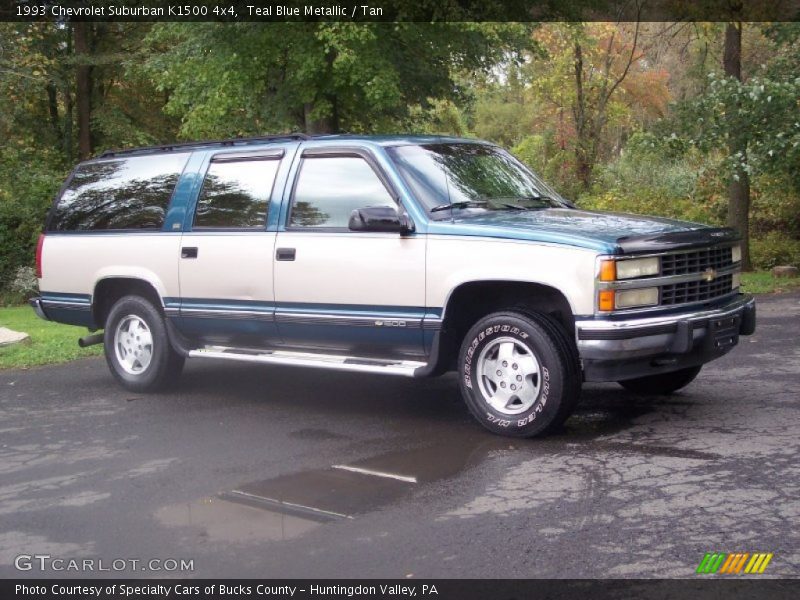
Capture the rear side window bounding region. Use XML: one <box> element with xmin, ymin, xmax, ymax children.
<box><xmin>193</xmin><ymin>158</ymin><xmax>279</xmax><ymax>229</ymax></box>
<box><xmin>48</xmin><ymin>153</ymin><xmax>189</xmax><ymax>231</ymax></box>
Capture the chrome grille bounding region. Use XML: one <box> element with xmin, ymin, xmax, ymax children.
<box><xmin>660</xmin><ymin>246</ymin><xmax>733</xmax><ymax>276</ymax></box>
<box><xmin>661</xmin><ymin>273</ymin><xmax>734</xmax><ymax>305</ymax></box>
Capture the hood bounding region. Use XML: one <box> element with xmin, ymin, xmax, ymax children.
<box><xmin>426</xmin><ymin>208</ymin><xmax>734</xmax><ymax>254</ymax></box>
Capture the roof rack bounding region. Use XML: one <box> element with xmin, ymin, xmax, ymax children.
<box><xmin>98</xmin><ymin>133</ymin><xmax>311</xmax><ymax>158</ymax></box>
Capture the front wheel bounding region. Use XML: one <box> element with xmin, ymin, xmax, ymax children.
<box><xmin>104</xmin><ymin>295</ymin><xmax>184</xmax><ymax>392</ymax></box>
<box><xmin>618</xmin><ymin>365</ymin><xmax>702</xmax><ymax>395</ymax></box>
<box><xmin>458</xmin><ymin>310</ymin><xmax>581</xmax><ymax>438</ymax></box>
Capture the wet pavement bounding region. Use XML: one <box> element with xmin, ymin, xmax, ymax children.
<box><xmin>0</xmin><ymin>291</ymin><xmax>799</xmax><ymax>578</ymax></box>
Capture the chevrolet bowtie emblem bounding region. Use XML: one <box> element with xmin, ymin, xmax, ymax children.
<box><xmin>703</xmin><ymin>268</ymin><xmax>717</xmax><ymax>282</ymax></box>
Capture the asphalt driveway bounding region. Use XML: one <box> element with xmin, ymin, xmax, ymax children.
<box><xmin>1</xmin><ymin>292</ymin><xmax>798</xmax><ymax>578</ymax></box>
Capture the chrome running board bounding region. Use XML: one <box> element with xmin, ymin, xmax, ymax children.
<box><xmin>189</xmin><ymin>346</ymin><xmax>426</xmax><ymax>377</ymax></box>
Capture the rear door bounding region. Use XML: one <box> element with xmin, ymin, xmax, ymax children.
<box><xmin>177</xmin><ymin>146</ymin><xmax>293</xmax><ymax>347</ymax></box>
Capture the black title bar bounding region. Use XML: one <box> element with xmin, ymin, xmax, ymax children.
<box><xmin>2</xmin><ymin>0</ymin><xmax>800</xmax><ymax>22</ymax></box>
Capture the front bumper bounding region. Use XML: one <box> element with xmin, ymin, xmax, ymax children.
<box><xmin>576</xmin><ymin>294</ymin><xmax>756</xmax><ymax>382</ymax></box>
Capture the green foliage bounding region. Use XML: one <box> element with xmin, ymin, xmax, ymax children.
<box><xmin>472</xmin><ymin>81</ymin><xmax>535</xmax><ymax>147</ymax></box>
<box><xmin>578</xmin><ymin>188</ymin><xmax>718</xmax><ymax>225</ymax></box>
<box><xmin>674</xmin><ymin>72</ymin><xmax>800</xmax><ymax>188</ymax></box>
<box><xmin>750</xmin><ymin>232</ymin><xmax>800</xmax><ymax>270</ymax></box>
<box><xmin>512</xmin><ymin>135</ymin><xmax>549</xmax><ymax>174</ymax></box>
<box><xmin>405</xmin><ymin>99</ymin><xmax>470</xmax><ymax>136</ymax></box>
<box><xmin>598</xmin><ymin>132</ymin><xmax>700</xmax><ymax>199</ymax></box>
<box><xmin>749</xmin><ymin>173</ymin><xmax>800</xmax><ymax>238</ymax></box>
<box><xmin>0</xmin><ymin>146</ymin><xmax>64</xmax><ymax>290</ymax></box>
<box><xmin>140</xmin><ymin>22</ymin><xmax>533</xmax><ymax>137</ymax></box>
<box><xmin>512</xmin><ymin>134</ymin><xmax>580</xmax><ymax>200</ymax></box>
<box><xmin>576</xmin><ymin>131</ymin><xmax>722</xmax><ymax>224</ymax></box>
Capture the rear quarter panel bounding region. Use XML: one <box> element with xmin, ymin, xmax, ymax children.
<box><xmin>40</xmin><ymin>232</ymin><xmax>181</xmax><ymax>301</ymax></box>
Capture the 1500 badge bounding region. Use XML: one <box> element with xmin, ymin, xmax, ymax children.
<box><xmin>375</xmin><ymin>320</ymin><xmax>407</xmax><ymax>327</ymax></box>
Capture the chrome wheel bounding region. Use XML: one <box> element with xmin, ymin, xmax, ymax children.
<box><xmin>476</xmin><ymin>336</ymin><xmax>541</xmax><ymax>415</ymax></box>
<box><xmin>113</xmin><ymin>315</ymin><xmax>153</xmax><ymax>375</ymax></box>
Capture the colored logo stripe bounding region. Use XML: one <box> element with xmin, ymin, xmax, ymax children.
<box><xmin>697</xmin><ymin>552</ymin><xmax>773</xmax><ymax>574</ymax></box>
<box><xmin>744</xmin><ymin>553</ymin><xmax>773</xmax><ymax>574</ymax></box>
<box><xmin>697</xmin><ymin>553</ymin><xmax>726</xmax><ymax>574</ymax></box>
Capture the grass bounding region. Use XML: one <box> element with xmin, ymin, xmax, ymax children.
<box><xmin>0</xmin><ymin>305</ymin><xmax>101</xmax><ymax>369</ymax></box>
<box><xmin>741</xmin><ymin>270</ymin><xmax>800</xmax><ymax>294</ymax></box>
<box><xmin>0</xmin><ymin>272</ymin><xmax>798</xmax><ymax>370</ymax></box>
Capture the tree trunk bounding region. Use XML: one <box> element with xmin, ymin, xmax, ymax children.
<box><xmin>723</xmin><ymin>21</ymin><xmax>751</xmax><ymax>270</ymax></box>
<box><xmin>63</xmin><ymin>87</ymin><xmax>74</xmax><ymax>162</ymax></box>
<box><xmin>303</xmin><ymin>49</ymin><xmax>339</xmax><ymax>134</ymax></box>
<box><xmin>572</xmin><ymin>42</ymin><xmax>593</xmax><ymax>190</ymax></box>
<box><xmin>46</xmin><ymin>82</ymin><xmax>59</xmax><ymax>133</ymax></box>
<box><xmin>73</xmin><ymin>22</ymin><xmax>92</xmax><ymax>160</ymax></box>
<box><xmin>303</xmin><ymin>102</ymin><xmax>335</xmax><ymax>134</ymax></box>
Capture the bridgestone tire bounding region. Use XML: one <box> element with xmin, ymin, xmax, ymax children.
<box><xmin>618</xmin><ymin>365</ymin><xmax>702</xmax><ymax>395</ymax></box>
<box><xmin>458</xmin><ymin>310</ymin><xmax>581</xmax><ymax>438</ymax></box>
<box><xmin>104</xmin><ymin>295</ymin><xmax>184</xmax><ymax>393</ymax></box>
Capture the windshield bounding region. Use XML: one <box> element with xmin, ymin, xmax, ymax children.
<box><xmin>387</xmin><ymin>143</ymin><xmax>570</xmax><ymax>217</ymax></box>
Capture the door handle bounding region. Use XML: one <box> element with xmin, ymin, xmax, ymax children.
<box><xmin>276</xmin><ymin>248</ymin><xmax>296</xmax><ymax>261</ymax></box>
<box><xmin>181</xmin><ymin>247</ymin><xmax>198</xmax><ymax>259</ymax></box>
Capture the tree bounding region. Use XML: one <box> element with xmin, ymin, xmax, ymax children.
<box><xmin>519</xmin><ymin>22</ymin><xmax>670</xmax><ymax>194</ymax></box>
<box><xmin>139</xmin><ymin>22</ymin><xmax>533</xmax><ymax>138</ymax></box>
<box><xmin>672</xmin><ymin>21</ymin><xmax>800</xmax><ymax>270</ymax></box>
<box><xmin>722</xmin><ymin>21</ymin><xmax>751</xmax><ymax>268</ymax></box>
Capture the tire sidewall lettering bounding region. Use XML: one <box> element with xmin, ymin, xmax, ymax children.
<box><xmin>463</xmin><ymin>320</ymin><xmax>548</xmax><ymax>429</ymax></box>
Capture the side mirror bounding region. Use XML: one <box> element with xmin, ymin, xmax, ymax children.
<box><xmin>348</xmin><ymin>206</ymin><xmax>415</xmax><ymax>235</ymax></box>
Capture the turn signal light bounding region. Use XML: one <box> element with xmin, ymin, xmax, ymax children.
<box><xmin>599</xmin><ymin>260</ymin><xmax>616</xmax><ymax>282</ymax></box>
<box><xmin>598</xmin><ymin>289</ymin><xmax>615</xmax><ymax>311</ymax></box>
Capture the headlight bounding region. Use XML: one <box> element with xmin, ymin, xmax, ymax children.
<box><xmin>614</xmin><ymin>287</ymin><xmax>659</xmax><ymax>309</ymax></box>
<box><xmin>615</xmin><ymin>257</ymin><xmax>660</xmax><ymax>279</ymax></box>
<box><xmin>731</xmin><ymin>244</ymin><xmax>742</xmax><ymax>264</ymax></box>
<box><xmin>732</xmin><ymin>272</ymin><xmax>741</xmax><ymax>289</ymax></box>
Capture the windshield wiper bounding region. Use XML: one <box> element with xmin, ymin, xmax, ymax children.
<box><xmin>430</xmin><ymin>200</ymin><xmax>488</xmax><ymax>213</ymax></box>
<box><xmin>525</xmin><ymin>193</ymin><xmax>575</xmax><ymax>208</ymax></box>
<box><xmin>490</xmin><ymin>195</ymin><xmax>553</xmax><ymax>210</ymax></box>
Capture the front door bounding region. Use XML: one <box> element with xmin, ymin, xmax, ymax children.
<box><xmin>273</xmin><ymin>148</ymin><xmax>426</xmax><ymax>359</ymax></box>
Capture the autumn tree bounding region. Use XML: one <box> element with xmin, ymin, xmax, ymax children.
<box><xmin>520</xmin><ymin>22</ymin><xmax>670</xmax><ymax>193</ymax></box>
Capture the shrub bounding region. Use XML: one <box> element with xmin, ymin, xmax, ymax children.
<box><xmin>749</xmin><ymin>173</ymin><xmax>800</xmax><ymax>238</ymax></box>
<box><xmin>0</xmin><ymin>147</ymin><xmax>64</xmax><ymax>295</ymax></box>
<box><xmin>579</xmin><ymin>189</ymin><xmax>721</xmax><ymax>225</ymax></box>
<box><xmin>750</xmin><ymin>232</ymin><xmax>800</xmax><ymax>270</ymax></box>
<box><xmin>10</xmin><ymin>266</ymin><xmax>38</xmax><ymax>298</ymax></box>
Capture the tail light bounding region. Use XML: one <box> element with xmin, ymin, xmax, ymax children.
<box><xmin>35</xmin><ymin>233</ymin><xmax>45</xmax><ymax>279</ymax></box>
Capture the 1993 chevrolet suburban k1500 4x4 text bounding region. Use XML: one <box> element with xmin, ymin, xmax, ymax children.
<box><xmin>30</xmin><ymin>134</ymin><xmax>756</xmax><ymax>437</ymax></box>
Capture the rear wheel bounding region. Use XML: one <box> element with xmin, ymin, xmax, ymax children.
<box><xmin>618</xmin><ymin>365</ymin><xmax>702</xmax><ymax>395</ymax></box>
<box><xmin>104</xmin><ymin>295</ymin><xmax>184</xmax><ymax>392</ymax></box>
<box><xmin>458</xmin><ymin>310</ymin><xmax>580</xmax><ymax>438</ymax></box>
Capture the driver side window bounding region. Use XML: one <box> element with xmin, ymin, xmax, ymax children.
<box><xmin>289</xmin><ymin>155</ymin><xmax>396</xmax><ymax>229</ymax></box>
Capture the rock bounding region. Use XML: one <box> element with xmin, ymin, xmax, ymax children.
<box><xmin>0</xmin><ymin>327</ymin><xmax>30</xmax><ymax>347</ymax></box>
<box><xmin>772</xmin><ymin>265</ymin><xmax>799</xmax><ymax>278</ymax></box>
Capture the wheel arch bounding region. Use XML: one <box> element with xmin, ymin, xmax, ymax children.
<box><xmin>428</xmin><ymin>280</ymin><xmax>576</xmax><ymax>375</ymax></box>
<box><xmin>92</xmin><ymin>277</ymin><xmax>165</xmax><ymax>328</ymax></box>
<box><xmin>442</xmin><ymin>279</ymin><xmax>575</xmax><ymax>331</ymax></box>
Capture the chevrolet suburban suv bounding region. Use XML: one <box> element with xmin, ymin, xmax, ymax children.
<box><xmin>31</xmin><ymin>134</ymin><xmax>756</xmax><ymax>437</ymax></box>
